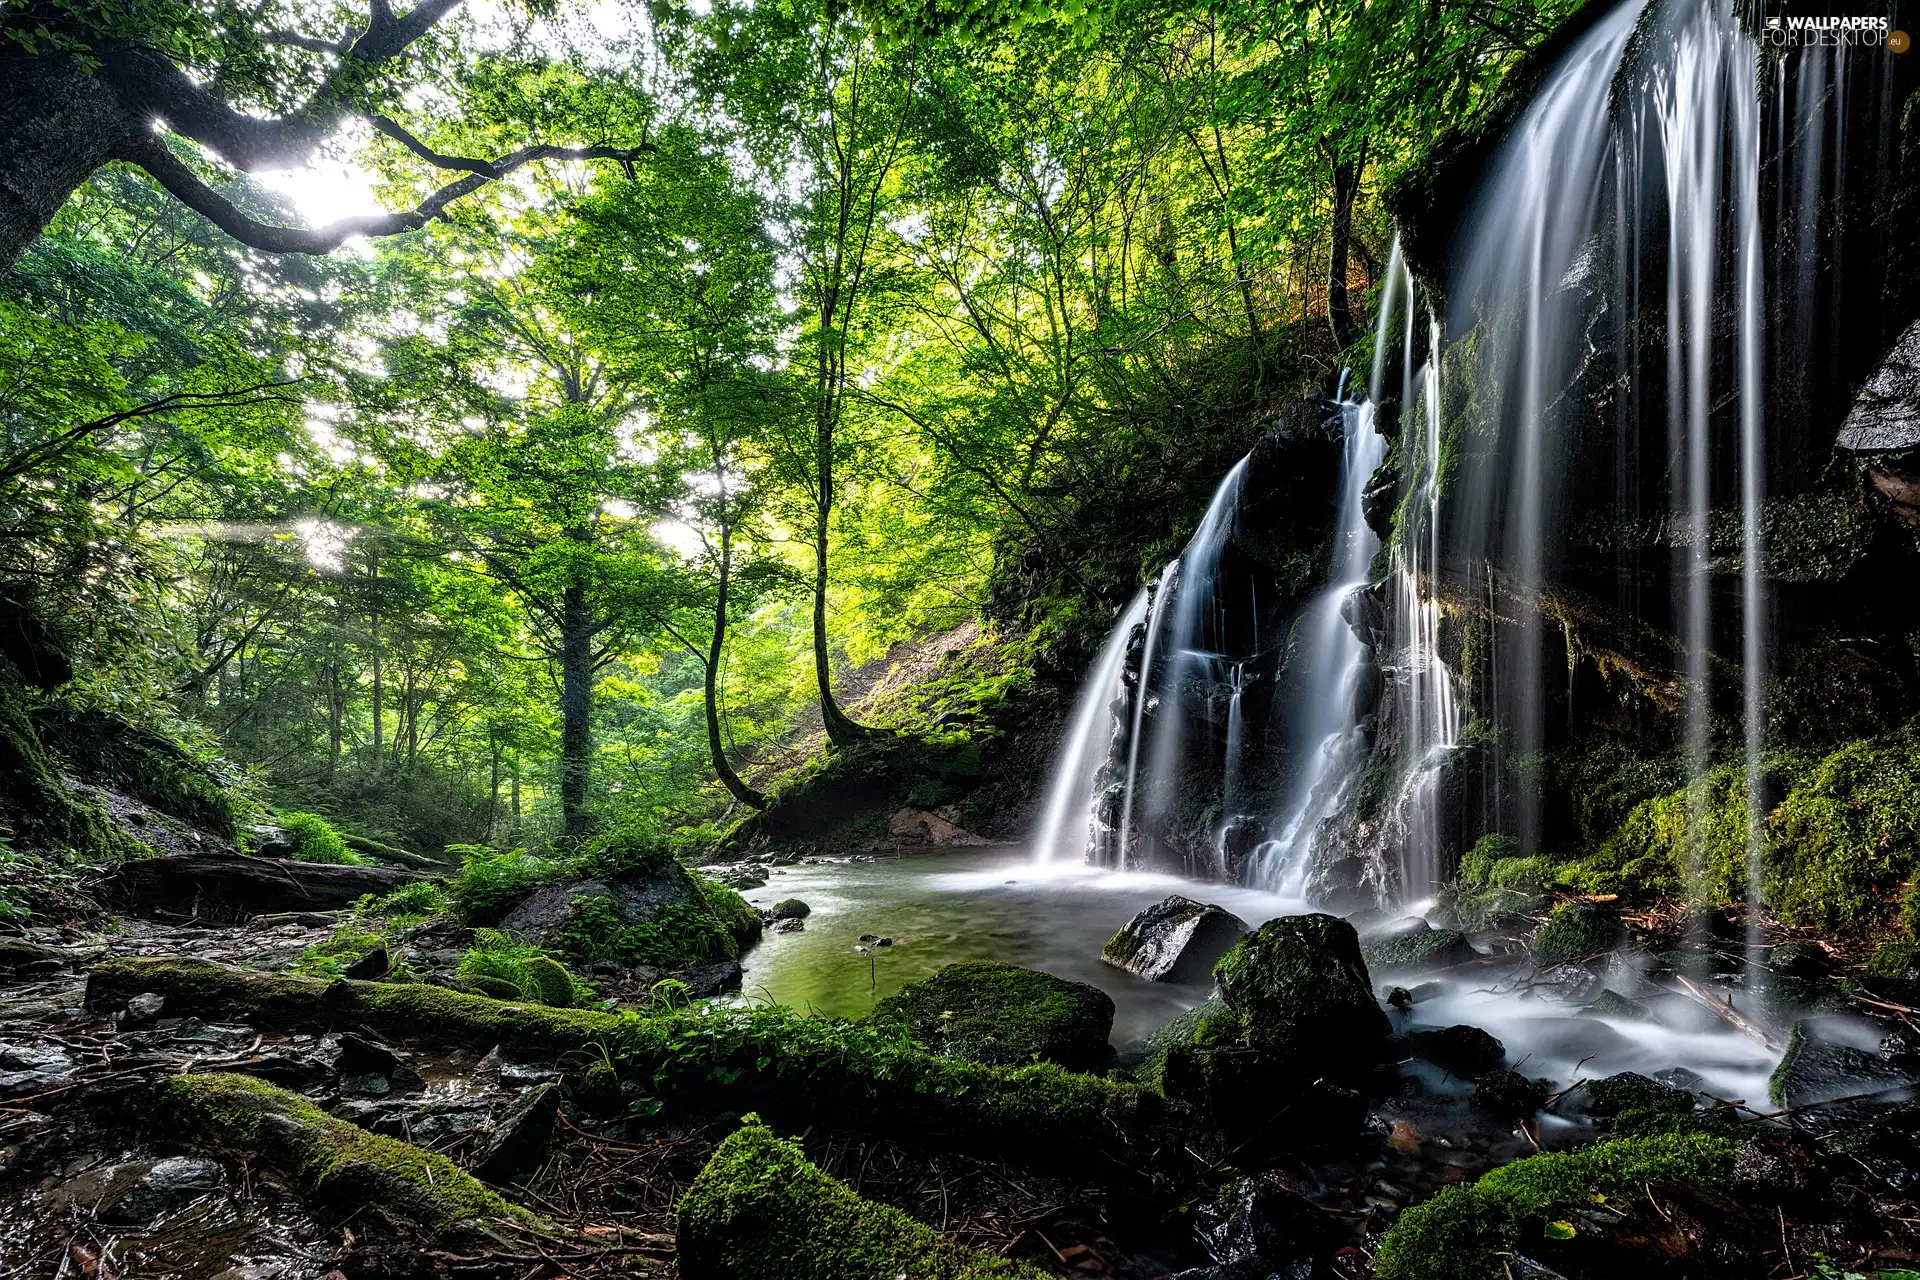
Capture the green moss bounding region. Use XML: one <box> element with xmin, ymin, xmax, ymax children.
<box><xmin>1866</xmin><ymin>941</ymin><xmax>1920</xmax><ymax>981</ymax></box>
<box><xmin>0</xmin><ymin>676</ymin><xmax>149</xmax><ymax>863</ymax></box>
<box><xmin>562</xmin><ymin>882</ymin><xmax>758</xmax><ymax>970</ymax></box>
<box><xmin>1372</xmin><ymin>1132</ymin><xmax>1740</xmax><ymax>1280</ymax></box>
<box><xmin>457</xmin><ymin>930</ymin><xmax>590</xmax><ymax>1006</ymax></box>
<box><xmin>678</xmin><ymin>1125</ymin><xmax>1047</xmax><ymax>1280</ymax></box>
<box><xmin>1769</xmin><ymin>731</ymin><xmax>1920</xmax><ymax>932</ymax></box>
<box><xmin>278</xmin><ymin>811</ymin><xmax>359</xmax><ymax>865</ymax></box>
<box><xmin>1530</xmin><ymin>901</ymin><xmax>1621</xmax><ymax>965</ymax></box>
<box><xmin>157</xmin><ymin>1073</ymin><xmax>525</xmax><ymax>1227</ymax></box>
<box><xmin>871</xmin><ymin>961</ymin><xmax>1114</xmax><ymax>1070</ymax></box>
<box><xmin>1459</xmin><ymin>834</ymin><xmax>1520</xmax><ymax>886</ymax></box>
<box><xmin>447</xmin><ymin>845</ymin><xmax>574</xmax><ymax>924</ymax></box>
<box><xmin>1211</xmin><ymin>914</ymin><xmax>1390</xmax><ymax>1058</ymax></box>
<box><xmin>1363</xmin><ymin>924</ymin><xmax>1475</xmax><ymax>970</ymax></box>
<box><xmin>86</xmin><ymin>958</ymin><xmax>1165</xmax><ymax>1162</ymax></box>
<box><xmin>34</xmin><ymin>706</ymin><xmax>245</xmax><ymax>838</ymax></box>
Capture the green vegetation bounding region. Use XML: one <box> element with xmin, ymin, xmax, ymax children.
<box><xmin>678</xmin><ymin>1124</ymin><xmax>1048</xmax><ymax>1280</ymax></box>
<box><xmin>1530</xmin><ymin>902</ymin><xmax>1621</xmax><ymax>966</ymax></box>
<box><xmin>457</xmin><ymin>931</ymin><xmax>591</xmax><ymax>1007</ymax></box>
<box><xmin>156</xmin><ymin>1073</ymin><xmax>526</xmax><ymax>1228</ymax></box>
<box><xmin>1372</xmin><ymin>1132</ymin><xmax>1740</xmax><ymax>1280</ymax></box>
<box><xmin>276</xmin><ymin>811</ymin><xmax>358</xmax><ymax>865</ymax></box>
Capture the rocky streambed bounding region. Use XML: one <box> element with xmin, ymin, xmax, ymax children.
<box><xmin>0</xmin><ymin>848</ymin><xmax>1916</xmax><ymax>1280</ymax></box>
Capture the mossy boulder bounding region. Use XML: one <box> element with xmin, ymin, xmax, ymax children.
<box><xmin>1362</xmin><ymin>918</ymin><xmax>1478</xmax><ymax>971</ymax></box>
<box><xmin>34</xmin><ymin>704</ymin><xmax>242</xmax><ymax>838</ymax></box>
<box><xmin>502</xmin><ymin>861</ymin><xmax>761</xmax><ymax>972</ymax></box>
<box><xmin>1101</xmin><ymin>894</ymin><xmax>1247</xmax><ymax>982</ymax></box>
<box><xmin>678</xmin><ymin>1125</ymin><xmax>1047</xmax><ymax>1280</ymax></box>
<box><xmin>872</xmin><ymin>961</ymin><xmax>1114</xmax><ymax>1070</ymax></box>
<box><xmin>1530</xmin><ymin>901</ymin><xmax>1621</xmax><ymax>965</ymax></box>
<box><xmin>1371</xmin><ymin>1132</ymin><xmax>1740</xmax><ymax>1280</ymax></box>
<box><xmin>153</xmin><ymin>1073</ymin><xmax>527</xmax><ymax>1230</ymax></box>
<box><xmin>1214</xmin><ymin>914</ymin><xmax>1390</xmax><ymax>1062</ymax></box>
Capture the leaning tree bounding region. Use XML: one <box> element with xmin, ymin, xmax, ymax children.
<box><xmin>0</xmin><ymin>0</ymin><xmax>652</xmax><ymax>273</ymax></box>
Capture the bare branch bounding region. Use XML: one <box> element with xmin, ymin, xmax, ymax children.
<box><xmin>0</xmin><ymin>380</ymin><xmax>304</xmax><ymax>485</ymax></box>
<box><xmin>125</xmin><ymin>134</ymin><xmax>651</xmax><ymax>256</ymax></box>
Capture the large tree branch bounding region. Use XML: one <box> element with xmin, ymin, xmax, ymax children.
<box><xmin>124</xmin><ymin>133</ymin><xmax>652</xmax><ymax>256</ymax></box>
<box><xmin>0</xmin><ymin>380</ymin><xmax>302</xmax><ymax>486</ymax></box>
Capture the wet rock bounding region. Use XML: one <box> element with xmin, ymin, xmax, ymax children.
<box><xmin>123</xmin><ymin>991</ymin><xmax>166</xmax><ymax>1024</ymax></box>
<box><xmin>1361</xmin><ymin>918</ymin><xmax>1477</xmax><ymax>972</ymax></box>
<box><xmin>768</xmin><ymin>898</ymin><xmax>811</xmax><ymax>921</ymax></box>
<box><xmin>1102</xmin><ymin>895</ymin><xmax>1249</xmax><ymax>983</ymax></box>
<box><xmin>681</xmin><ymin>959</ymin><xmax>744</xmax><ymax>996</ymax></box>
<box><xmin>1587</xmin><ymin>1071</ymin><xmax>1696</xmax><ymax>1126</ymax></box>
<box><xmin>1585</xmin><ymin>988</ymin><xmax>1652</xmax><ymax>1020</ymax></box>
<box><xmin>0</xmin><ymin>940</ymin><xmax>70</xmax><ymax>977</ymax></box>
<box><xmin>1732</xmin><ymin>1135</ymin><xmax>1827</xmax><ymax>1200</ymax></box>
<box><xmin>471</xmin><ymin>1082</ymin><xmax>561</xmax><ymax>1184</ymax></box>
<box><xmin>56</xmin><ymin>1156</ymin><xmax>227</xmax><ymax>1226</ymax></box>
<box><xmin>1530</xmin><ymin>901</ymin><xmax>1621</xmax><ymax>965</ymax></box>
<box><xmin>342</xmin><ymin>944</ymin><xmax>389</xmax><ymax>980</ymax></box>
<box><xmin>1473</xmin><ymin>1069</ymin><xmax>1549</xmax><ymax>1117</ymax></box>
<box><xmin>1770</xmin><ymin>1016</ymin><xmax>1918</xmax><ymax>1107</ymax></box>
<box><xmin>1215</xmin><ymin>914</ymin><xmax>1390</xmax><ymax>1064</ymax></box>
<box><xmin>201</xmin><ymin>1050</ymin><xmax>335</xmax><ymax>1093</ymax></box>
<box><xmin>0</xmin><ymin>1040</ymin><xmax>74</xmax><ymax>1096</ymax></box>
<box><xmin>873</xmin><ymin>960</ymin><xmax>1115</xmax><ymax>1070</ymax></box>
<box><xmin>1825</xmin><ymin>1103</ymin><xmax>1920</xmax><ymax>1190</ymax></box>
<box><xmin>770</xmin><ymin>917</ymin><xmax>805</xmax><ymax>934</ymax></box>
<box><xmin>1528</xmin><ymin>963</ymin><xmax>1603</xmax><ymax>1004</ymax></box>
<box><xmin>1403</xmin><ymin>1024</ymin><xmax>1506</xmax><ymax>1076</ymax></box>
<box><xmin>1216</xmin><ymin>817</ymin><xmax>1267</xmax><ymax>883</ymax></box>
<box><xmin>1836</xmin><ymin>318</ymin><xmax>1920</xmax><ymax>451</ymax></box>
<box><xmin>1190</xmin><ymin>1173</ymin><xmax>1338</xmax><ymax>1279</ymax></box>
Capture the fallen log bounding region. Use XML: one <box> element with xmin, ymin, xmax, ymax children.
<box><xmin>103</xmin><ymin>852</ymin><xmax>432</xmax><ymax>920</ymax></box>
<box><xmin>1672</xmin><ymin>973</ymin><xmax>1785</xmax><ymax>1053</ymax></box>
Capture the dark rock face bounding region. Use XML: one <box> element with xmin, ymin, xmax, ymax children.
<box><xmin>768</xmin><ymin>898</ymin><xmax>810</xmax><ymax>921</ymax></box>
<box><xmin>1102</xmin><ymin>895</ymin><xmax>1249</xmax><ymax>982</ymax></box>
<box><xmin>1771</xmin><ymin>1016</ymin><xmax>1919</xmax><ymax>1108</ymax></box>
<box><xmin>1215</xmin><ymin>914</ymin><xmax>1390</xmax><ymax>1063</ymax></box>
<box><xmin>1837</xmin><ymin>320</ymin><xmax>1920</xmax><ymax>452</ymax></box>
<box><xmin>471</xmin><ymin>1082</ymin><xmax>561</xmax><ymax>1184</ymax></box>
<box><xmin>871</xmin><ymin>960</ymin><xmax>1115</xmax><ymax>1070</ymax></box>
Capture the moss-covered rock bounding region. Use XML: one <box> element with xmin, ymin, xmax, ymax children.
<box><xmin>1101</xmin><ymin>895</ymin><xmax>1247</xmax><ymax>982</ymax></box>
<box><xmin>678</xmin><ymin>1125</ymin><xmax>1047</xmax><ymax>1280</ymax></box>
<box><xmin>0</xmin><ymin>672</ymin><xmax>149</xmax><ymax>863</ymax></box>
<box><xmin>871</xmin><ymin>961</ymin><xmax>1114</xmax><ymax>1070</ymax></box>
<box><xmin>1362</xmin><ymin>919</ymin><xmax>1477</xmax><ymax>971</ymax></box>
<box><xmin>1214</xmin><ymin>914</ymin><xmax>1390</xmax><ymax>1061</ymax></box>
<box><xmin>1371</xmin><ymin>1132</ymin><xmax>1740</xmax><ymax>1280</ymax></box>
<box><xmin>34</xmin><ymin>704</ymin><xmax>242</xmax><ymax>838</ymax></box>
<box><xmin>1769</xmin><ymin>730</ymin><xmax>1920</xmax><ymax>932</ymax></box>
<box><xmin>154</xmin><ymin>1073</ymin><xmax>528</xmax><ymax>1229</ymax></box>
<box><xmin>1530</xmin><ymin>901</ymin><xmax>1621</xmax><ymax>965</ymax></box>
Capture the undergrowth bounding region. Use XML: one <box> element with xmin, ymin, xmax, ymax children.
<box><xmin>277</xmin><ymin>811</ymin><xmax>360</xmax><ymax>865</ymax></box>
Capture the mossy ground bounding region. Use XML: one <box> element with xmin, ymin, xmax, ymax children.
<box><xmin>1371</xmin><ymin>1131</ymin><xmax>1740</xmax><ymax>1280</ymax></box>
<box><xmin>678</xmin><ymin>1124</ymin><xmax>1048</xmax><ymax>1280</ymax></box>
<box><xmin>86</xmin><ymin>957</ymin><xmax>1167</xmax><ymax>1159</ymax></box>
<box><xmin>155</xmin><ymin>1072</ymin><xmax>527</xmax><ymax>1228</ymax></box>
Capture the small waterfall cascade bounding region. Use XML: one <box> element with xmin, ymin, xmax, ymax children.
<box><xmin>1380</xmin><ymin>324</ymin><xmax>1462</xmax><ymax>901</ymax></box>
<box><xmin>1031</xmin><ymin>589</ymin><xmax>1149</xmax><ymax>864</ymax></box>
<box><xmin>1244</xmin><ymin>274</ymin><xmax>1400</xmax><ymax>895</ymax></box>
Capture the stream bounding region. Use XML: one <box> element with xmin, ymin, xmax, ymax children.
<box><xmin>735</xmin><ymin>847</ymin><xmax>1779</xmax><ymax>1112</ymax></box>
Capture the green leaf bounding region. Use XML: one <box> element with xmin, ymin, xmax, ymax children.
<box><xmin>1542</xmin><ymin>1221</ymin><xmax>1576</xmax><ymax>1241</ymax></box>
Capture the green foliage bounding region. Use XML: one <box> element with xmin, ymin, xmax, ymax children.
<box><xmin>447</xmin><ymin>845</ymin><xmax>572</xmax><ymax>924</ymax></box>
<box><xmin>1372</xmin><ymin>1133</ymin><xmax>1740</xmax><ymax>1280</ymax></box>
<box><xmin>278</xmin><ymin>811</ymin><xmax>358</xmax><ymax>865</ymax></box>
<box><xmin>361</xmin><ymin>881</ymin><xmax>449</xmax><ymax>920</ymax></box>
<box><xmin>457</xmin><ymin>929</ymin><xmax>590</xmax><ymax>1007</ymax></box>
<box><xmin>1769</xmin><ymin>730</ymin><xmax>1920</xmax><ymax>932</ymax></box>
<box><xmin>1867</xmin><ymin>942</ymin><xmax>1920</xmax><ymax>981</ymax></box>
<box><xmin>292</xmin><ymin>924</ymin><xmax>389</xmax><ymax>979</ymax></box>
<box><xmin>1530</xmin><ymin>902</ymin><xmax>1620</xmax><ymax>966</ymax></box>
<box><xmin>678</xmin><ymin>1124</ymin><xmax>1049</xmax><ymax>1280</ymax></box>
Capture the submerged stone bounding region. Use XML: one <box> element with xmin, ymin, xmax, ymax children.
<box><xmin>1101</xmin><ymin>895</ymin><xmax>1248</xmax><ymax>982</ymax></box>
<box><xmin>872</xmin><ymin>960</ymin><xmax>1114</xmax><ymax>1070</ymax></box>
<box><xmin>1403</xmin><ymin>1024</ymin><xmax>1506</xmax><ymax>1077</ymax></box>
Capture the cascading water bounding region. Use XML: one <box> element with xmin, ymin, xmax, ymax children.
<box><xmin>1031</xmin><ymin>589</ymin><xmax>1149</xmax><ymax>864</ymax></box>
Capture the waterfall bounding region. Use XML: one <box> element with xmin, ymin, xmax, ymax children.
<box><xmin>1446</xmin><ymin>0</ymin><xmax>1642</xmax><ymax>863</ymax></box>
<box><xmin>1031</xmin><ymin>589</ymin><xmax>1149</xmax><ymax>864</ymax></box>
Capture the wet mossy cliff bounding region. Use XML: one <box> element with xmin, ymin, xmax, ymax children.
<box><xmin>1346</xmin><ymin>0</ymin><xmax>1920</xmax><ymax>940</ymax></box>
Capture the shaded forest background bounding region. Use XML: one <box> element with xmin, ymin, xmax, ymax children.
<box><xmin>0</xmin><ymin>0</ymin><xmax>1580</xmax><ymax>872</ymax></box>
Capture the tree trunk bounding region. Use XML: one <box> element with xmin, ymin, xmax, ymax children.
<box><xmin>706</xmin><ymin>508</ymin><xmax>766</xmax><ymax>809</ymax></box>
<box><xmin>558</xmin><ymin>578</ymin><xmax>594</xmax><ymax>839</ymax></box>
<box><xmin>0</xmin><ymin>56</ymin><xmax>128</xmax><ymax>276</ymax></box>
<box><xmin>368</xmin><ymin>547</ymin><xmax>383</xmax><ymax>775</ymax></box>
<box><xmin>812</xmin><ymin>401</ymin><xmax>869</xmax><ymax>746</ymax></box>
<box><xmin>1327</xmin><ymin>146</ymin><xmax>1365</xmax><ymax>348</ymax></box>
